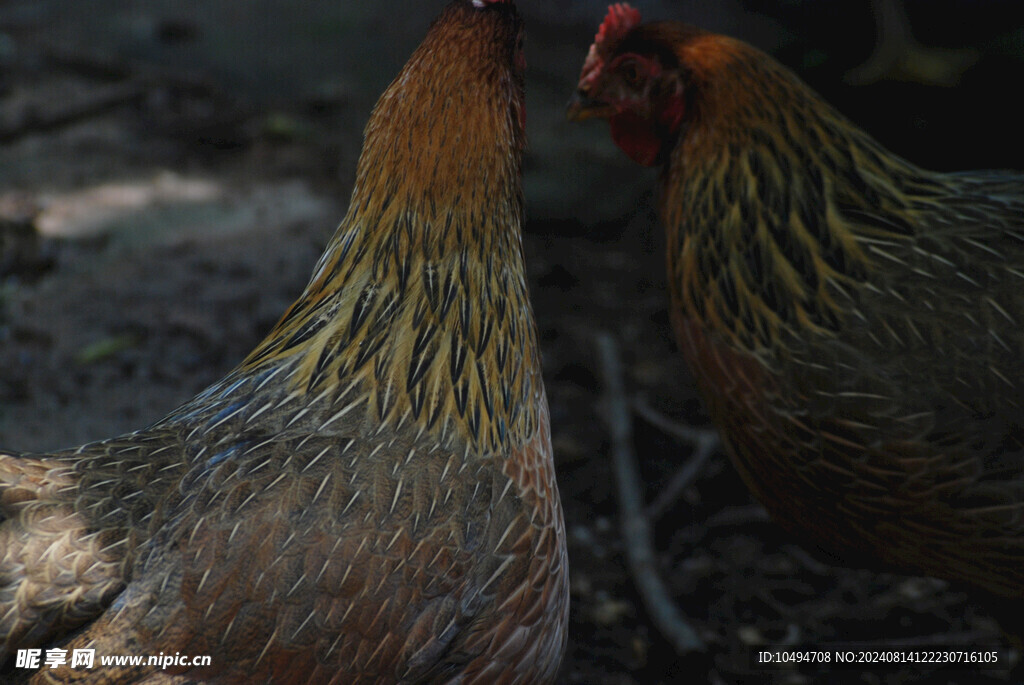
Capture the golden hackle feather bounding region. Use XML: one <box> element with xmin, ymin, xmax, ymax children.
<box><xmin>237</xmin><ymin>1</ymin><xmax>536</xmax><ymax>459</ymax></box>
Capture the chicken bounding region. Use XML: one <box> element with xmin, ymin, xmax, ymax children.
<box><xmin>568</xmin><ymin>4</ymin><xmax>1024</xmax><ymax>601</ymax></box>
<box><xmin>0</xmin><ymin>1</ymin><xmax>568</xmax><ymax>682</ymax></box>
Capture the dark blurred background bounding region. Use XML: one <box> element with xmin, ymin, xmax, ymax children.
<box><xmin>1</xmin><ymin>1</ymin><xmax>1023</xmax><ymax>683</ymax></box>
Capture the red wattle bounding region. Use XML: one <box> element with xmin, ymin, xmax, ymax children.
<box><xmin>610</xmin><ymin>111</ymin><xmax>662</xmax><ymax>167</ymax></box>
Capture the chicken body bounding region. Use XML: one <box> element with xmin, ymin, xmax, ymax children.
<box><xmin>0</xmin><ymin>1</ymin><xmax>568</xmax><ymax>683</ymax></box>
<box><xmin>569</xmin><ymin>5</ymin><xmax>1024</xmax><ymax>599</ymax></box>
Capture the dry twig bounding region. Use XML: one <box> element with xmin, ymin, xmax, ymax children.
<box><xmin>0</xmin><ymin>82</ymin><xmax>147</xmax><ymax>143</ymax></box>
<box><xmin>595</xmin><ymin>331</ymin><xmax>705</xmax><ymax>654</ymax></box>
<box><xmin>633</xmin><ymin>396</ymin><xmax>719</xmax><ymax>521</ymax></box>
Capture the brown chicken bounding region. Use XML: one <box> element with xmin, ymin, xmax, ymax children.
<box><xmin>0</xmin><ymin>1</ymin><xmax>568</xmax><ymax>682</ymax></box>
<box><xmin>568</xmin><ymin>4</ymin><xmax>1024</xmax><ymax>601</ymax></box>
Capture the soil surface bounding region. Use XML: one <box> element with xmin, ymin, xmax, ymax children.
<box><xmin>2</xmin><ymin>1</ymin><xmax>1024</xmax><ymax>683</ymax></box>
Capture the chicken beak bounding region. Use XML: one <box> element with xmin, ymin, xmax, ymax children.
<box><xmin>566</xmin><ymin>91</ymin><xmax>614</xmax><ymax>122</ymax></box>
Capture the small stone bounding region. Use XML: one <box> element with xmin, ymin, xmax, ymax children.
<box><xmin>737</xmin><ymin>625</ymin><xmax>764</xmax><ymax>646</ymax></box>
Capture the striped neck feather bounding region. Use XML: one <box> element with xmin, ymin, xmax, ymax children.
<box><xmin>662</xmin><ymin>40</ymin><xmax>947</xmax><ymax>355</ymax></box>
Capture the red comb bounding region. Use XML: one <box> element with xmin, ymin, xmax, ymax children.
<box><xmin>596</xmin><ymin>3</ymin><xmax>641</xmax><ymax>46</ymax></box>
<box><xmin>579</xmin><ymin>3</ymin><xmax>642</xmax><ymax>89</ymax></box>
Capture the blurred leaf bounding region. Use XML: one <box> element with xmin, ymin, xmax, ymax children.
<box><xmin>75</xmin><ymin>334</ymin><xmax>137</xmax><ymax>364</ymax></box>
<box><xmin>260</xmin><ymin>112</ymin><xmax>313</xmax><ymax>142</ymax></box>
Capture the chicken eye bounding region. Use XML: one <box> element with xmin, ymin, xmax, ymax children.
<box><xmin>620</xmin><ymin>60</ymin><xmax>644</xmax><ymax>89</ymax></box>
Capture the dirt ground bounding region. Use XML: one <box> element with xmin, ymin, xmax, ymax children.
<box><xmin>2</xmin><ymin>1</ymin><xmax>1024</xmax><ymax>683</ymax></box>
